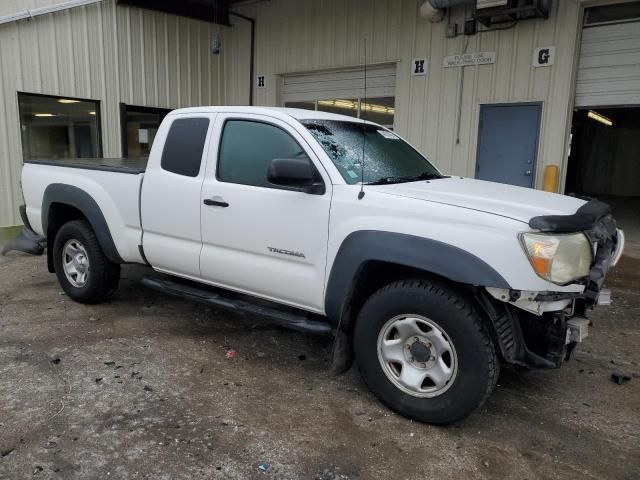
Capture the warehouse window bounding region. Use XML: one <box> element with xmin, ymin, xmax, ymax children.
<box><xmin>285</xmin><ymin>96</ymin><xmax>395</xmax><ymax>129</ymax></box>
<box><xmin>121</xmin><ymin>104</ymin><xmax>171</xmax><ymax>158</ymax></box>
<box><xmin>317</xmin><ymin>99</ymin><xmax>359</xmax><ymax>118</ymax></box>
<box><xmin>18</xmin><ymin>93</ymin><xmax>101</xmax><ymax>160</ymax></box>
<box><xmin>584</xmin><ymin>2</ymin><xmax>640</xmax><ymax>26</ymax></box>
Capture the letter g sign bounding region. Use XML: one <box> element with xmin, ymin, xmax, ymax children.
<box><xmin>533</xmin><ymin>46</ymin><xmax>555</xmax><ymax>68</ymax></box>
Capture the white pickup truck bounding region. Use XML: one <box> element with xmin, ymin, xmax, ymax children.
<box><xmin>5</xmin><ymin>106</ymin><xmax>624</xmax><ymax>424</ymax></box>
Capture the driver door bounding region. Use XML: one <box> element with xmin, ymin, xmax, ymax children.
<box><xmin>199</xmin><ymin>114</ymin><xmax>332</xmax><ymax>312</ymax></box>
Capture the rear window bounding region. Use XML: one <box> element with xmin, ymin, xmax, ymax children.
<box><xmin>161</xmin><ymin>117</ymin><xmax>210</xmax><ymax>177</ymax></box>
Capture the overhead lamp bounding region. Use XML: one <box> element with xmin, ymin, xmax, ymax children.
<box><xmin>34</xmin><ymin>113</ymin><xmax>55</xmax><ymax>117</ymax></box>
<box><xmin>317</xmin><ymin>99</ymin><xmax>396</xmax><ymax>116</ymax></box>
<box><xmin>361</xmin><ymin>101</ymin><xmax>395</xmax><ymax>115</ymax></box>
<box><xmin>318</xmin><ymin>99</ymin><xmax>358</xmax><ymax>110</ymax></box>
<box><xmin>89</xmin><ymin>111</ymin><xmax>96</xmax><ymax>115</ymax></box>
<box><xmin>58</xmin><ymin>99</ymin><xmax>80</xmax><ymax>104</ymax></box>
<box><xmin>587</xmin><ymin>110</ymin><xmax>613</xmax><ymax>127</ymax></box>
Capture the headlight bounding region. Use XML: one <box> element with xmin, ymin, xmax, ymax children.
<box><xmin>520</xmin><ymin>232</ymin><xmax>592</xmax><ymax>284</ymax></box>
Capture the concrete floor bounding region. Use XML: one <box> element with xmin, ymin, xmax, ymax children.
<box><xmin>0</xmin><ymin>252</ymin><xmax>639</xmax><ymax>480</ymax></box>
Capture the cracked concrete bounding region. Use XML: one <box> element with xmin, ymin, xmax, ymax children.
<box><xmin>0</xmin><ymin>252</ymin><xmax>639</xmax><ymax>479</ymax></box>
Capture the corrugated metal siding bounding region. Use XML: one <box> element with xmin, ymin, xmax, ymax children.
<box><xmin>575</xmin><ymin>21</ymin><xmax>640</xmax><ymax>107</ymax></box>
<box><xmin>227</xmin><ymin>0</ymin><xmax>586</xmax><ymax>191</ymax></box>
<box><xmin>0</xmin><ymin>0</ymin><xmax>65</xmax><ymax>17</ymax></box>
<box><xmin>0</xmin><ymin>0</ymin><xmax>222</xmax><ymax>226</ymax></box>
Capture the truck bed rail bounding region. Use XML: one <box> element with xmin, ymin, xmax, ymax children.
<box><xmin>25</xmin><ymin>157</ymin><xmax>147</xmax><ymax>174</ymax></box>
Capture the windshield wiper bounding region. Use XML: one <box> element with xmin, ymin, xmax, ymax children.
<box><xmin>367</xmin><ymin>172</ymin><xmax>444</xmax><ymax>185</ymax></box>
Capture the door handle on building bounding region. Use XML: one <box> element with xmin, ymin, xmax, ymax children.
<box><xmin>525</xmin><ymin>170</ymin><xmax>532</xmax><ymax>176</ymax></box>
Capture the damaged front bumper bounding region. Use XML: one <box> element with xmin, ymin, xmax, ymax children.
<box><xmin>480</xmin><ymin>202</ymin><xmax>624</xmax><ymax>370</ymax></box>
<box><xmin>1</xmin><ymin>205</ymin><xmax>46</xmax><ymax>256</ymax></box>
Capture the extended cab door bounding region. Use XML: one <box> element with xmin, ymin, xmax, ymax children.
<box><xmin>141</xmin><ymin>114</ymin><xmax>214</xmax><ymax>278</ymax></box>
<box><xmin>199</xmin><ymin>114</ymin><xmax>332</xmax><ymax>312</ymax></box>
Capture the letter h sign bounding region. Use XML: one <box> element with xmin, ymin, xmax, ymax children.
<box><xmin>412</xmin><ymin>58</ymin><xmax>427</xmax><ymax>76</ymax></box>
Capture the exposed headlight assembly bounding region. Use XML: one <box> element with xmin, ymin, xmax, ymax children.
<box><xmin>520</xmin><ymin>232</ymin><xmax>593</xmax><ymax>285</ymax></box>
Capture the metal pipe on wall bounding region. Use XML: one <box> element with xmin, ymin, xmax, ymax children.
<box><xmin>229</xmin><ymin>11</ymin><xmax>255</xmax><ymax>106</ymax></box>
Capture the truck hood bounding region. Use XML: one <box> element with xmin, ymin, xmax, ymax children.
<box><xmin>368</xmin><ymin>177</ymin><xmax>586</xmax><ymax>224</ymax></box>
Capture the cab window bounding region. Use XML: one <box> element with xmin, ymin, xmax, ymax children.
<box><xmin>217</xmin><ymin>120</ymin><xmax>309</xmax><ymax>188</ymax></box>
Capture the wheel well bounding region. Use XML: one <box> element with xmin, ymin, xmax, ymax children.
<box><xmin>330</xmin><ymin>260</ymin><xmax>505</xmax><ymax>374</ymax></box>
<box><xmin>345</xmin><ymin>261</ymin><xmax>458</xmax><ymax>327</ymax></box>
<box><xmin>46</xmin><ymin>203</ymin><xmax>87</xmax><ymax>272</ymax></box>
<box><xmin>343</xmin><ymin>261</ymin><xmax>498</xmax><ymax>343</ymax></box>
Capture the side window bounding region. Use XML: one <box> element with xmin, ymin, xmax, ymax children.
<box><xmin>217</xmin><ymin>120</ymin><xmax>308</xmax><ymax>187</ymax></box>
<box><xmin>161</xmin><ymin>117</ymin><xmax>210</xmax><ymax>177</ymax></box>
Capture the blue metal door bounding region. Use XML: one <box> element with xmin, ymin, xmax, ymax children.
<box><xmin>475</xmin><ymin>104</ymin><xmax>541</xmax><ymax>188</ymax></box>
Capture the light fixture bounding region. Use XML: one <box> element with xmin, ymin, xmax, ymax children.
<box><xmin>361</xmin><ymin>101</ymin><xmax>395</xmax><ymax>115</ymax></box>
<box><xmin>317</xmin><ymin>99</ymin><xmax>395</xmax><ymax>116</ymax></box>
<box><xmin>318</xmin><ymin>99</ymin><xmax>358</xmax><ymax>110</ymax></box>
<box><xmin>211</xmin><ymin>33</ymin><xmax>221</xmax><ymax>55</ymax></box>
<box><xmin>89</xmin><ymin>111</ymin><xmax>96</xmax><ymax>115</ymax></box>
<box><xmin>58</xmin><ymin>99</ymin><xmax>80</xmax><ymax>104</ymax></box>
<box><xmin>587</xmin><ymin>110</ymin><xmax>613</xmax><ymax>126</ymax></box>
<box><xmin>34</xmin><ymin>113</ymin><xmax>55</xmax><ymax>117</ymax></box>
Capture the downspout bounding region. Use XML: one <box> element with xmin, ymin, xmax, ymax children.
<box><xmin>419</xmin><ymin>0</ymin><xmax>474</xmax><ymax>22</ymax></box>
<box><xmin>228</xmin><ymin>11</ymin><xmax>255</xmax><ymax>106</ymax></box>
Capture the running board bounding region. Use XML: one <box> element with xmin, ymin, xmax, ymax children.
<box><xmin>141</xmin><ymin>275</ymin><xmax>332</xmax><ymax>335</ymax></box>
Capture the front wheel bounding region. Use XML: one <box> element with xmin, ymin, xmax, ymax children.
<box><xmin>353</xmin><ymin>279</ymin><xmax>499</xmax><ymax>425</ymax></box>
<box><xmin>53</xmin><ymin>220</ymin><xmax>120</xmax><ymax>304</ymax></box>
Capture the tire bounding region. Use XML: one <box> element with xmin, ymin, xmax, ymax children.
<box><xmin>53</xmin><ymin>220</ymin><xmax>120</xmax><ymax>304</ymax></box>
<box><xmin>353</xmin><ymin>279</ymin><xmax>499</xmax><ymax>425</ymax></box>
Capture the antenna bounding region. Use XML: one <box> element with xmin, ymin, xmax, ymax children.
<box><xmin>358</xmin><ymin>38</ymin><xmax>367</xmax><ymax>200</ymax></box>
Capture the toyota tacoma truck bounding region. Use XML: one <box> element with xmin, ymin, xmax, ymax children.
<box><xmin>5</xmin><ymin>106</ymin><xmax>625</xmax><ymax>424</ymax></box>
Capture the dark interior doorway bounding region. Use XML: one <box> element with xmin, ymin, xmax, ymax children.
<box><xmin>566</xmin><ymin>107</ymin><xmax>640</xmax><ymax>255</ymax></box>
<box><xmin>120</xmin><ymin>104</ymin><xmax>171</xmax><ymax>158</ymax></box>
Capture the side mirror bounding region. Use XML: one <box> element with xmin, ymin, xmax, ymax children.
<box><xmin>267</xmin><ymin>157</ymin><xmax>325</xmax><ymax>194</ymax></box>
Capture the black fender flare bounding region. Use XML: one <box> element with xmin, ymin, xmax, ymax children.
<box><xmin>43</xmin><ymin>183</ymin><xmax>124</xmax><ymax>268</ymax></box>
<box><xmin>324</xmin><ymin>231</ymin><xmax>511</xmax><ymax>326</ymax></box>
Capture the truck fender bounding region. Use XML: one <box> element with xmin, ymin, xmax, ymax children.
<box><xmin>324</xmin><ymin>230</ymin><xmax>511</xmax><ymax>325</ymax></box>
<box><xmin>42</xmin><ymin>184</ymin><xmax>124</xmax><ymax>269</ymax></box>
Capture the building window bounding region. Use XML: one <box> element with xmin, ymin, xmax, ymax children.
<box><xmin>584</xmin><ymin>2</ymin><xmax>640</xmax><ymax>26</ymax></box>
<box><xmin>121</xmin><ymin>104</ymin><xmax>172</xmax><ymax>158</ymax></box>
<box><xmin>317</xmin><ymin>99</ymin><xmax>359</xmax><ymax>118</ymax></box>
<box><xmin>18</xmin><ymin>92</ymin><xmax>101</xmax><ymax>160</ymax></box>
<box><xmin>285</xmin><ymin>96</ymin><xmax>395</xmax><ymax>129</ymax></box>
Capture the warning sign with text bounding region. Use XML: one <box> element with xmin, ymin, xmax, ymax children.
<box><xmin>443</xmin><ymin>51</ymin><xmax>496</xmax><ymax>68</ymax></box>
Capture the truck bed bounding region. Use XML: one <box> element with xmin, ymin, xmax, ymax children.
<box><xmin>25</xmin><ymin>157</ymin><xmax>147</xmax><ymax>174</ymax></box>
<box><xmin>21</xmin><ymin>159</ymin><xmax>146</xmax><ymax>263</ymax></box>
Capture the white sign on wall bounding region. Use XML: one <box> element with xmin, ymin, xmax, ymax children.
<box><xmin>533</xmin><ymin>46</ymin><xmax>555</xmax><ymax>67</ymax></box>
<box><xmin>138</xmin><ymin>129</ymin><xmax>149</xmax><ymax>144</ymax></box>
<box><xmin>412</xmin><ymin>58</ymin><xmax>428</xmax><ymax>76</ymax></box>
<box><xmin>443</xmin><ymin>51</ymin><xmax>496</xmax><ymax>68</ymax></box>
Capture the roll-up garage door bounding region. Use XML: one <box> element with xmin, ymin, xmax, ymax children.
<box><xmin>575</xmin><ymin>21</ymin><xmax>640</xmax><ymax>107</ymax></box>
<box><xmin>280</xmin><ymin>64</ymin><xmax>397</xmax><ymax>104</ymax></box>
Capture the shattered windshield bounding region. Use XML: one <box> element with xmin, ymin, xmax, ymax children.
<box><xmin>302</xmin><ymin>120</ymin><xmax>441</xmax><ymax>185</ymax></box>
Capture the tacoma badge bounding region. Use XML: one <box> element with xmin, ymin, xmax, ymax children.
<box><xmin>267</xmin><ymin>247</ymin><xmax>306</xmax><ymax>258</ymax></box>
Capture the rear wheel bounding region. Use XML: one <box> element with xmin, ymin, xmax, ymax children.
<box><xmin>53</xmin><ymin>220</ymin><xmax>120</xmax><ymax>303</ymax></box>
<box><xmin>354</xmin><ymin>279</ymin><xmax>499</xmax><ymax>424</ymax></box>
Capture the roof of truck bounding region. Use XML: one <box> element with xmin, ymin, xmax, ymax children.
<box><xmin>169</xmin><ymin>106</ymin><xmax>367</xmax><ymax>123</ymax></box>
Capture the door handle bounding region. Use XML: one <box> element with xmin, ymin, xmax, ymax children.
<box><xmin>203</xmin><ymin>199</ymin><xmax>229</xmax><ymax>207</ymax></box>
<box><xmin>525</xmin><ymin>170</ymin><xmax>532</xmax><ymax>176</ymax></box>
